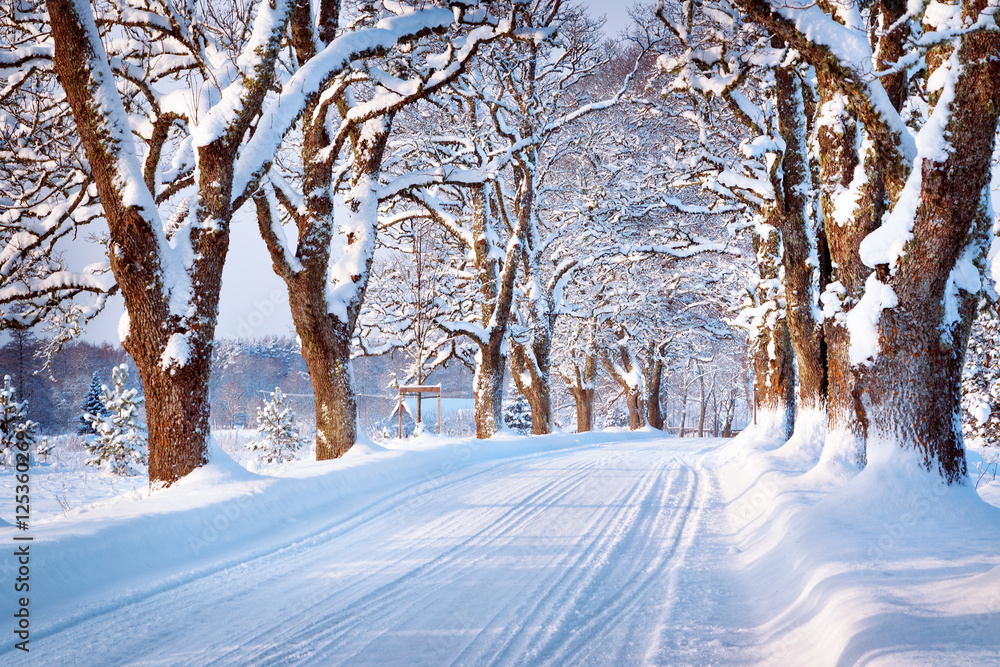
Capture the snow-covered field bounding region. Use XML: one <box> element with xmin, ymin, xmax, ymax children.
<box><xmin>2</xmin><ymin>425</ymin><xmax>999</xmax><ymax>665</ymax></box>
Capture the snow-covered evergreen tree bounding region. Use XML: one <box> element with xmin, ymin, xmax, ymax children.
<box><xmin>963</xmin><ymin>311</ymin><xmax>1000</xmax><ymax>449</ymax></box>
<box><xmin>503</xmin><ymin>393</ymin><xmax>532</xmax><ymax>435</ymax></box>
<box><xmin>248</xmin><ymin>388</ymin><xmax>304</xmax><ymax>465</ymax></box>
<box><xmin>83</xmin><ymin>365</ymin><xmax>147</xmax><ymax>476</ymax></box>
<box><xmin>0</xmin><ymin>375</ymin><xmax>38</xmax><ymax>466</ymax></box>
<box><xmin>78</xmin><ymin>371</ymin><xmax>106</xmax><ymax>435</ymax></box>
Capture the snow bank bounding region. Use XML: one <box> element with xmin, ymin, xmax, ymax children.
<box><xmin>720</xmin><ymin>420</ymin><xmax>1000</xmax><ymax>664</ymax></box>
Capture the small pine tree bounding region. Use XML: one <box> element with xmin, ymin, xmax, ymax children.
<box><xmin>503</xmin><ymin>393</ymin><xmax>532</xmax><ymax>434</ymax></box>
<box><xmin>83</xmin><ymin>364</ymin><xmax>147</xmax><ymax>476</ymax></box>
<box><xmin>248</xmin><ymin>387</ymin><xmax>304</xmax><ymax>464</ymax></box>
<box><xmin>0</xmin><ymin>375</ymin><xmax>38</xmax><ymax>466</ymax></box>
<box><xmin>78</xmin><ymin>371</ymin><xmax>107</xmax><ymax>435</ymax></box>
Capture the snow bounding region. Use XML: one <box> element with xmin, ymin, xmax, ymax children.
<box><xmin>230</xmin><ymin>8</ymin><xmax>456</xmax><ymax>203</ymax></box>
<box><xmin>159</xmin><ymin>332</ymin><xmax>191</xmax><ymax>371</ymax></box>
<box><xmin>117</xmin><ymin>309</ymin><xmax>130</xmax><ymax>344</ymax></box>
<box><xmin>724</xmin><ymin>418</ymin><xmax>1000</xmax><ymax>665</ymax></box>
<box><xmin>845</xmin><ymin>272</ymin><xmax>898</xmax><ymax>365</ymax></box>
<box><xmin>189</xmin><ymin>0</ymin><xmax>292</xmax><ymax>148</ymax></box>
<box><xmin>4</xmin><ymin>426</ymin><xmax>1000</xmax><ymax>664</ymax></box>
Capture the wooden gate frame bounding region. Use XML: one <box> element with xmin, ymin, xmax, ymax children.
<box><xmin>398</xmin><ymin>385</ymin><xmax>442</xmax><ymax>438</ymax></box>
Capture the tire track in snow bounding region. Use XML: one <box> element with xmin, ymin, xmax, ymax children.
<box><xmin>235</xmin><ymin>455</ymin><xmax>608</xmax><ymax>663</ymax></box>
<box><xmin>454</xmin><ymin>448</ymin><xmax>698</xmax><ymax>666</ymax></box>
<box><xmin>25</xmin><ymin>444</ymin><xmax>608</xmax><ymax>654</ymax></box>
<box><xmin>24</xmin><ymin>446</ymin><xmax>617</xmax><ymax>664</ymax></box>
<box><xmin>536</xmin><ymin>464</ymin><xmax>702</xmax><ymax>666</ymax></box>
<box><xmin>246</xmin><ymin>449</ymin><xmax>650</xmax><ymax>663</ymax></box>
<box><xmin>18</xmin><ymin>438</ymin><xmax>738</xmax><ymax>666</ymax></box>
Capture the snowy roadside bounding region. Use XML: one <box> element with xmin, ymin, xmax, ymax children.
<box><xmin>719</xmin><ymin>412</ymin><xmax>1000</xmax><ymax>665</ymax></box>
<box><xmin>0</xmin><ymin>428</ymin><xmax>661</xmax><ymax>639</ymax></box>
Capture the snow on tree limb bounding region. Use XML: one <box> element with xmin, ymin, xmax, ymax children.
<box><xmin>231</xmin><ymin>7</ymin><xmax>457</xmax><ymax>205</ymax></box>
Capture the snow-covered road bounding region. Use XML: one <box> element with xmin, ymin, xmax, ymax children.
<box><xmin>21</xmin><ymin>437</ymin><xmax>757</xmax><ymax>665</ymax></box>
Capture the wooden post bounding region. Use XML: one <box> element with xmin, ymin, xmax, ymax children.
<box><xmin>397</xmin><ymin>385</ymin><xmax>442</xmax><ymax>437</ymax></box>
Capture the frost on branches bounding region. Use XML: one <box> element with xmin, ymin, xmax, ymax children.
<box><xmin>249</xmin><ymin>388</ymin><xmax>304</xmax><ymax>465</ymax></box>
<box><xmin>83</xmin><ymin>365</ymin><xmax>147</xmax><ymax>477</ymax></box>
<box><xmin>963</xmin><ymin>311</ymin><xmax>1000</xmax><ymax>449</ymax></box>
<box><xmin>0</xmin><ymin>375</ymin><xmax>38</xmax><ymax>466</ymax></box>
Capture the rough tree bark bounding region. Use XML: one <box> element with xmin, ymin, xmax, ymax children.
<box><xmin>258</xmin><ymin>114</ymin><xmax>390</xmax><ymax>459</ymax></box>
<box><xmin>735</xmin><ymin>0</ymin><xmax>1000</xmax><ymax>481</ymax></box>
<box><xmin>774</xmin><ymin>65</ymin><xmax>828</xmax><ymax>413</ymax></box>
<box><xmin>751</xmin><ymin>224</ymin><xmax>796</xmax><ymax>439</ymax></box>
<box><xmin>47</xmin><ymin>0</ymin><xmax>289</xmax><ymax>486</ymax></box>
<box><xmin>860</xmin><ymin>20</ymin><xmax>1000</xmax><ymax>482</ymax></box>
<box><xmin>646</xmin><ymin>346</ymin><xmax>665</xmax><ymax>430</ymax></box>
<box><xmin>560</xmin><ymin>320</ymin><xmax>598</xmax><ymax>433</ymax></box>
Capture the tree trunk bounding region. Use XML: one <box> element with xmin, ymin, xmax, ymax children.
<box><xmin>721</xmin><ymin>389</ymin><xmax>736</xmax><ymax>437</ymax></box>
<box><xmin>564</xmin><ymin>343</ymin><xmax>597</xmax><ymax>433</ymax></box>
<box><xmin>774</xmin><ymin>66</ymin><xmax>828</xmax><ymax>412</ymax></box>
<box><xmin>258</xmin><ymin>101</ymin><xmax>390</xmax><ymax>458</ymax></box>
<box><xmin>815</xmin><ymin>79</ymin><xmax>885</xmax><ymax>467</ymax></box>
<box><xmin>697</xmin><ymin>370</ymin><xmax>706</xmax><ymax>437</ymax></box>
<box><xmin>572</xmin><ymin>386</ymin><xmax>594</xmax><ymax>433</ymax></box>
<box><xmin>290</xmin><ymin>296</ymin><xmax>357</xmax><ymax>459</ymax></box>
<box><xmin>474</xmin><ymin>340</ymin><xmax>505</xmax><ymax>439</ymax></box>
<box><xmin>46</xmin><ymin>0</ymin><xmax>285</xmax><ymax>486</ymax></box>
<box><xmin>646</xmin><ymin>354</ymin><xmax>664</xmax><ymax>430</ymax></box>
<box><xmin>751</xmin><ymin>225</ymin><xmax>796</xmax><ymax>439</ymax></box>
<box><xmin>511</xmin><ymin>337</ymin><xmax>554</xmax><ymax>435</ymax></box>
<box><xmin>602</xmin><ymin>340</ymin><xmax>646</xmax><ymax>431</ymax></box>
<box><xmin>861</xmin><ymin>24</ymin><xmax>1000</xmax><ymax>482</ymax></box>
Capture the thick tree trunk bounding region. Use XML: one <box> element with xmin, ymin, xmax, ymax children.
<box><xmin>257</xmin><ymin>124</ymin><xmax>387</xmax><ymax>458</ymax></box>
<box><xmin>287</xmin><ymin>288</ymin><xmax>357</xmax><ymax>459</ymax></box>
<box><xmin>46</xmin><ymin>0</ymin><xmax>280</xmax><ymax>486</ymax></box>
<box><xmin>512</xmin><ymin>345</ymin><xmax>554</xmax><ymax>435</ymax></box>
<box><xmin>815</xmin><ymin>80</ymin><xmax>885</xmax><ymax>467</ymax></box>
<box><xmin>646</xmin><ymin>354</ymin><xmax>664</xmax><ymax>430</ymax></box>
<box><xmin>861</xmin><ymin>24</ymin><xmax>999</xmax><ymax>482</ymax></box>
<box><xmin>572</xmin><ymin>386</ymin><xmax>594</xmax><ymax>433</ymax></box>
<box><xmin>564</xmin><ymin>344</ymin><xmax>597</xmax><ymax>433</ymax></box>
<box><xmin>751</xmin><ymin>224</ymin><xmax>795</xmax><ymax>439</ymax></box>
<box><xmin>136</xmin><ymin>348</ymin><xmax>213</xmax><ymax>486</ymax></box>
<box><xmin>774</xmin><ymin>66</ymin><xmax>828</xmax><ymax>412</ymax></box>
<box><xmin>474</xmin><ymin>340</ymin><xmax>505</xmax><ymax>439</ymax></box>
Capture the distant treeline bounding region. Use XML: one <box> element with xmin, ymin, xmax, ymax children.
<box><xmin>0</xmin><ymin>333</ymin><xmax>473</xmax><ymax>435</ymax></box>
